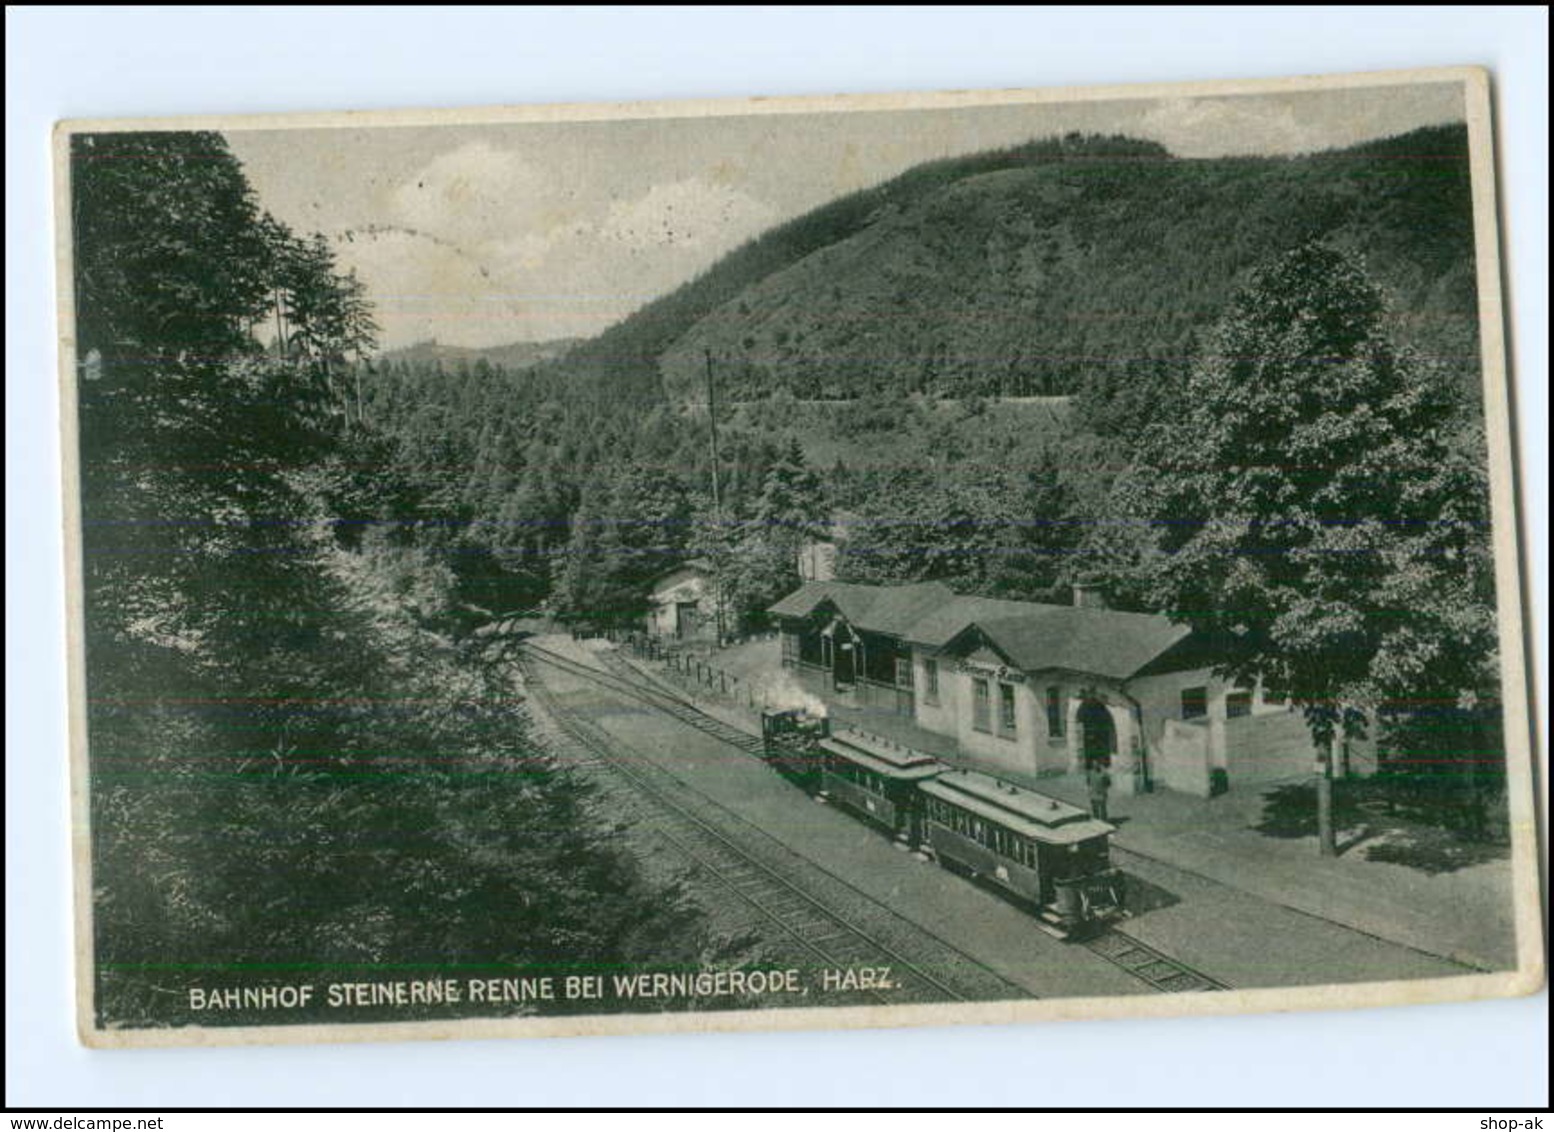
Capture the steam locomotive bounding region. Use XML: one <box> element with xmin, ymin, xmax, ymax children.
<box><xmin>759</xmin><ymin>708</ymin><xmax>1124</xmax><ymax>938</ymax></box>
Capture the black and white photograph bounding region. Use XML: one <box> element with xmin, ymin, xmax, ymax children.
<box><xmin>53</xmin><ymin>65</ymin><xmax>1542</xmax><ymax>1052</ymax></box>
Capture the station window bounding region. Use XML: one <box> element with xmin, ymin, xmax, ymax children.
<box><xmin>1181</xmin><ymin>686</ymin><xmax>1208</xmax><ymax>720</ymax></box>
<box><xmin>895</xmin><ymin>657</ymin><xmax>913</xmax><ymax>689</ymax></box>
<box><xmin>1226</xmin><ymin>689</ymin><xmax>1253</xmax><ymax>719</ymax></box>
<box><xmin>1046</xmin><ymin>686</ymin><xmax>1065</xmax><ymax>738</ymax></box>
<box><xmin>922</xmin><ymin>658</ymin><xmax>940</xmax><ymax>705</ymax></box>
<box><xmin>999</xmin><ymin>683</ymin><xmax>1018</xmax><ymax>736</ymax></box>
<box><xmin>972</xmin><ymin>678</ymin><xmax>992</xmax><ymax>733</ymax></box>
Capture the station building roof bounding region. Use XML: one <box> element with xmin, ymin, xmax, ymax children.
<box><xmin>768</xmin><ymin>580</ymin><xmax>955</xmax><ymax>638</ymax></box>
<box><xmin>769</xmin><ymin>581</ymin><xmax>1193</xmax><ymax>681</ymax></box>
<box><xmin>966</xmin><ymin>608</ymin><xmax>1191</xmax><ymax>682</ymax></box>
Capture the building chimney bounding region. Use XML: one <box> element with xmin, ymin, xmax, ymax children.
<box><xmin>1072</xmin><ymin>582</ymin><xmax>1107</xmax><ymax>610</ymax></box>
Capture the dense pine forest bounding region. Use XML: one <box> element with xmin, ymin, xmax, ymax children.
<box><xmin>74</xmin><ymin>133</ymin><xmax>725</xmax><ymax>1028</ymax></box>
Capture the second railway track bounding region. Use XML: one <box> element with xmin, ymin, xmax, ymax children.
<box><xmin>514</xmin><ymin>648</ymin><xmax>1030</xmax><ymax>1007</ymax></box>
<box><xmin>513</xmin><ymin>637</ymin><xmax>1232</xmax><ymax>998</ymax></box>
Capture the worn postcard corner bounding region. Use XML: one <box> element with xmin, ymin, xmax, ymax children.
<box><xmin>57</xmin><ymin>65</ymin><xmax>1544</xmax><ymax>1049</ymax></box>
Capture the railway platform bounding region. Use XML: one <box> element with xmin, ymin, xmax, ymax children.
<box><xmin>621</xmin><ymin>636</ymin><xmax>1521</xmax><ymax>976</ymax></box>
<box><xmin>1032</xmin><ymin>771</ymin><xmax>1519</xmax><ymax>972</ymax></box>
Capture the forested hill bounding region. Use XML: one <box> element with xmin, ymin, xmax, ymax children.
<box><xmin>530</xmin><ymin>124</ymin><xmax>1476</xmax><ymax>404</ymax></box>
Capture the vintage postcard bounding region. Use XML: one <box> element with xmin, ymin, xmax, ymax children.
<box><xmin>57</xmin><ymin>66</ymin><xmax>1543</xmax><ymax>1048</ymax></box>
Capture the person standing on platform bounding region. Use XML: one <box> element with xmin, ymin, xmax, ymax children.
<box><xmin>1087</xmin><ymin>761</ymin><xmax>1112</xmax><ymax>822</ymax></box>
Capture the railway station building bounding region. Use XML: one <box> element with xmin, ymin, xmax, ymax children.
<box><xmin>770</xmin><ymin>581</ymin><xmax>1373</xmax><ymax>798</ymax></box>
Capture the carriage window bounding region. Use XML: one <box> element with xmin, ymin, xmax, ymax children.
<box><xmin>972</xmin><ymin>678</ymin><xmax>992</xmax><ymax>733</ymax></box>
<box><xmin>1226</xmin><ymin>689</ymin><xmax>1253</xmax><ymax>719</ymax></box>
<box><xmin>1046</xmin><ymin>686</ymin><xmax>1065</xmax><ymax>738</ymax></box>
<box><xmin>999</xmin><ymin>683</ymin><xmax>1018</xmax><ymax>736</ymax></box>
<box><xmin>922</xmin><ymin>658</ymin><xmax>939</xmax><ymax>705</ymax></box>
<box><xmin>1181</xmin><ymin>686</ymin><xmax>1208</xmax><ymax>720</ymax></box>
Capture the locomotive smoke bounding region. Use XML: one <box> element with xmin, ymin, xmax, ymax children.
<box><xmin>762</xmin><ymin>673</ymin><xmax>828</xmax><ymax>718</ymax></box>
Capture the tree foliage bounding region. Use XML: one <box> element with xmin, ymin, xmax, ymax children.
<box><xmin>1111</xmin><ymin>243</ymin><xmax>1498</xmax><ymax>767</ymax></box>
<box><xmin>836</xmin><ymin>451</ymin><xmax>1078</xmax><ymax>601</ymax></box>
<box><xmin>74</xmin><ymin>131</ymin><xmax>719</xmax><ymax>1027</ymax></box>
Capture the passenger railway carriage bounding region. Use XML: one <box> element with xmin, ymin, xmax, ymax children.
<box><xmin>815</xmin><ymin>727</ymin><xmax>942</xmax><ymax>847</ymax></box>
<box><xmin>921</xmin><ymin>768</ymin><xmax>1121</xmax><ymax>936</ymax></box>
<box><xmin>759</xmin><ymin>709</ymin><xmax>1124</xmax><ymax>937</ymax></box>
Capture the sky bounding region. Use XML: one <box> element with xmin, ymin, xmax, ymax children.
<box><xmin>225</xmin><ymin>81</ymin><xmax>1466</xmax><ymax>352</ymax></box>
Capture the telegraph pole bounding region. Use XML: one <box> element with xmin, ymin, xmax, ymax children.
<box><xmin>705</xmin><ymin>349</ymin><xmax>724</xmax><ymax>517</ymax></box>
<box><xmin>705</xmin><ymin>350</ymin><xmax>727</xmax><ymax>645</ymax></box>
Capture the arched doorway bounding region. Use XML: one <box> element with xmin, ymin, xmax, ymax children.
<box><xmin>1076</xmin><ymin>699</ymin><xmax>1116</xmax><ymax>770</ymax></box>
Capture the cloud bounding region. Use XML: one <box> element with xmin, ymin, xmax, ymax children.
<box><xmin>595</xmin><ymin>178</ymin><xmax>779</xmax><ymax>252</ymax></box>
<box><xmin>1141</xmin><ymin>97</ymin><xmax>1334</xmax><ymax>158</ymax></box>
<box><xmin>388</xmin><ymin>142</ymin><xmax>553</xmax><ymax>246</ymax></box>
<box><xmin>326</xmin><ymin>226</ymin><xmax>527</xmax><ymax>348</ymax></box>
<box><xmin>367</xmin><ymin>151</ymin><xmax>784</xmax><ymax>347</ymax></box>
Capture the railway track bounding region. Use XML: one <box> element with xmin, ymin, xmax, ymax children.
<box><xmin>1084</xmin><ymin>929</ymin><xmax>1229</xmax><ymax>993</ymax></box>
<box><xmin>514</xmin><ymin>649</ymin><xmax>1028</xmax><ymax>1007</ymax></box>
<box><xmin>520</xmin><ymin>640</ymin><xmax>766</xmax><ymax>756</ymax></box>
<box><xmin>516</xmin><ymin>638</ymin><xmax>1232</xmax><ymax>997</ymax></box>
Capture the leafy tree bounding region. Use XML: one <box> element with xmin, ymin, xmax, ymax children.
<box><xmin>1117</xmin><ymin>243</ymin><xmax>1498</xmax><ymax>850</ymax></box>
<box><xmin>71</xmin><ymin>132</ymin><xmax>273</xmax><ymax>364</ymax></box>
<box><xmin>835</xmin><ymin>453</ymin><xmax>1077</xmax><ymax>602</ymax></box>
<box><xmin>754</xmin><ymin>438</ymin><xmax>825</xmax><ymax>541</ymax></box>
<box><xmin>688</xmin><ymin>440</ymin><xmax>829</xmax><ymax>632</ymax></box>
<box><xmin>983</xmin><ymin>451</ymin><xmax>1081</xmax><ymax>600</ymax></box>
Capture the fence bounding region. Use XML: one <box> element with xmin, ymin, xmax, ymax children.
<box><xmin>619</xmin><ymin>632</ymin><xmax>784</xmax><ymax>713</ymax></box>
